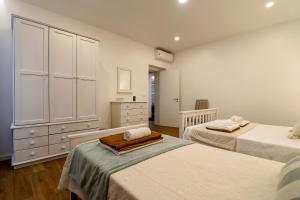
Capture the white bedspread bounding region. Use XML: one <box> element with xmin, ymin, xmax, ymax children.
<box><xmin>61</xmin><ymin>143</ymin><xmax>283</xmax><ymax>200</ymax></box>
<box><xmin>108</xmin><ymin>144</ymin><xmax>282</xmax><ymax>200</ymax></box>
<box><xmin>237</xmin><ymin>124</ymin><xmax>300</xmax><ymax>162</ymax></box>
<box><xmin>183</xmin><ymin>122</ymin><xmax>256</xmax><ymax>151</ymax></box>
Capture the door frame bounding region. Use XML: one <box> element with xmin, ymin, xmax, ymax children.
<box><xmin>149</xmin><ymin>65</ymin><xmax>175</xmax><ymax>126</ymax></box>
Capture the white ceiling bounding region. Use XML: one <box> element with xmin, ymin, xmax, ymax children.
<box><xmin>21</xmin><ymin>0</ymin><xmax>300</xmax><ymax>52</ymax></box>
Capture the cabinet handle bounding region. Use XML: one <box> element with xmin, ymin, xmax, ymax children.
<box><xmin>29</xmin><ymin>130</ymin><xmax>35</xmax><ymax>135</ymax></box>
<box><xmin>29</xmin><ymin>141</ymin><xmax>35</xmax><ymax>145</ymax></box>
<box><xmin>61</xmin><ymin>136</ymin><xmax>67</xmax><ymax>140</ymax></box>
<box><xmin>30</xmin><ymin>152</ymin><xmax>35</xmax><ymax>156</ymax></box>
<box><xmin>61</xmin><ymin>126</ymin><xmax>66</xmax><ymax>130</ymax></box>
<box><xmin>61</xmin><ymin>146</ymin><xmax>66</xmax><ymax>150</ymax></box>
<box><xmin>87</xmin><ymin>123</ymin><xmax>91</xmax><ymax>127</ymax></box>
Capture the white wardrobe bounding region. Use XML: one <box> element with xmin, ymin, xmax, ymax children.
<box><xmin>11</xmin><ymin>17</ymin><xmax>99</xmax><ymax>168</ymax></box>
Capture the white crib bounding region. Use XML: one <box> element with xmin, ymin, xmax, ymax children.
<box><xmin>179</xmin><ymin>108</ymin><xmax>218</xmax><ymax>138</ymax></box>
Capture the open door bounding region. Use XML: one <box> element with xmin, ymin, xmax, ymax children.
<box><xmin>158</xmin><ymin>69</ymin><xmax>180</xmax><ymax>127</ymax></box>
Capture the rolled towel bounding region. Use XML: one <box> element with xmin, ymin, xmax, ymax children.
<box><xmin>124</xmin><ymin>127</ymin><xmax>151</xmax><ymax>141</ymax></box>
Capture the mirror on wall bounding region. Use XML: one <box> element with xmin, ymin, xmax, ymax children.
<box><xmin>117</xmin><ymin>67</ymin><xmax>132</xmax><ymax>93</ymax></box>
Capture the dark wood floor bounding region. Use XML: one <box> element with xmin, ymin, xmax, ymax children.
<box><xmin>0</xmin><ymin>124</ymin><xmax>179</xmax><ymax>200</ymax></box>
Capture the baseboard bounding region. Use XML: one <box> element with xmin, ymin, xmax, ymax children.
<box><xmin>0</xmin><ymin>154</ymin><xmax>11</xmax><ymax>161</ymax></box>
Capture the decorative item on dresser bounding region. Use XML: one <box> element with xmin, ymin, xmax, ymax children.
<box><xmin>111</xmin><ymin>102</ymin><xmax>148</xmax><ymax>128</ymax></box>
<box><xmin>11</xmin><ymin>16</ymin><xmax>99</xmax><ymax>168</ymax></box>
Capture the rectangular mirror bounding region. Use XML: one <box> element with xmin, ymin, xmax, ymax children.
<box><xmin>117</xmin><ymin>67</ymin><xmax>132</xmax><ymax>93</ymax></box>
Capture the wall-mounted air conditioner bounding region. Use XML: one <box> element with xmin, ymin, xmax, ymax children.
<box><xmin>154</xmin><ymin>49</ymin><xmax>174</xmax><ymax>63</ymax></box>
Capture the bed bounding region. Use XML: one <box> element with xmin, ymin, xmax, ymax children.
<box><xmin>59</xmin><ymin>124</ymin><xmax>285</xmax><ymax>200</ymax></box>
<box><xmin>180</xmin><ymin>108</ymin><xmax>300</xmax><ymax>162</ymax></box>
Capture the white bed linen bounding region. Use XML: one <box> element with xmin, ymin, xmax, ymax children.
<box><xmin>184</xmin><ymin>122</ymin><xmax>256</xmax><ymax>151</ymax></box>
<box><xmin>61</xmin><ymin>143</ymin><xmax>283</xmax><ymax>200</ymax></box>
<box><xmin>237</xmin><ymin>124</ymin><xmax>300</xmax><ymax>162</ymax></box>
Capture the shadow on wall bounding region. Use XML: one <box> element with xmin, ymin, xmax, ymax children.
<box><xmin>0</xmin><ymin>2</ymin><xmax>13</xmax><ymax>159</ymax></box>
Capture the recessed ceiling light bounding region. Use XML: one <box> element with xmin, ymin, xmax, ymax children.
<box><xmin>178</xmin><ymin>0</ymin><xmax>188</xmax><ymax>4</ymax></box>
<box><xmin>174</xmin><ymin>36</ymin><xmax>180</xmax><ymax>41</ymax></box>
<box><xmin>265</xmin><ymin>1</ymin><xmax>275</xmax><ymax>8</ymax></box>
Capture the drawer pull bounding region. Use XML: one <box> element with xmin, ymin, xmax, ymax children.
<box><xmin>30</xmin><ymin>152</ymin><xmax>35</xmax><ymax>156</ymax></box>
<box><xmin>61</xmin><ymin>136</ymin><xmax>67</xmax><ymax>140</ymax></box>
<box><xmin>61</xmin><ymin>146</ymin><xmax>66</xmax><ymax>150</ymax></box>
<box><xmin>29</xmin><ymin>130</ymin><xmax>35</xmax><ymax>135</ymax></box>
<box><xmin>61</xmin><ymin>126</ymin><xmax>66</xmax><ymax>130</ymax></box>
<box><xmin>29</xmin><ymin>141</ymin><xmax>35</xmax><ymax>145</ymax></box>
<box><xmin>87</xmin><ymin>123</ymin><xmax>91</xmax><ymax>127</ymax></box>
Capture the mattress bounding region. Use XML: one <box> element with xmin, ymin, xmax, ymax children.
<box><xmin>236</xmin><ymin>124</ymin><xmax>300</xmax><ymax>162</ymax></box>
<box><xmin>62</xmin><ymin>143</ymin><xmax>283</xmax><ymax>200</ymax></box>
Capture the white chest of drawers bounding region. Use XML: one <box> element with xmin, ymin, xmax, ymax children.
<box><xmin>11</xmin><ymin>119</ymin><xmax>99</xmax><ymax>168</ymax></box>
<box><xmin>111</xmin><ymin>102</ymin><xmax>148</xmax><ymax>128</ymax></box>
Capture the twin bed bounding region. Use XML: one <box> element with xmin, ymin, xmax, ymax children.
<box><xmin>180</xmin><ymin>108</ymin><xmax>300</xmax><ymax>162</ymax></box>
<box><xmin>59</xmin><ymin>124</ymin><xmax>286</xmax><ymax>200</ymax></box>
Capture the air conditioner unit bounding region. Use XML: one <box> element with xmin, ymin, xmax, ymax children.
<box><xmin>154</xmin><ymin>49</ymin><xmax>174</xmax><ymax>63</ymax></box>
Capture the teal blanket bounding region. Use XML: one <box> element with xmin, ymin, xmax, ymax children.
<box><xmin>69</xmin><ymin>135</ymin><xmax>193</xmax><ymax>200</ymax></box>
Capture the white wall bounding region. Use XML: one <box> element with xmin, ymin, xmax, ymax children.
<box><xmin>174</xmin><ymin>20</ymin><xmax>300</xmax><ymax>126</ymax></box>
<box><xmin>0</xmin><ymin>0</ymin><xmax>170</xmax><ymax>158</ymax></box>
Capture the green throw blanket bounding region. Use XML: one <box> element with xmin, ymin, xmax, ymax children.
<box><xmin>69</xmin><ymin>135</ymin><xmax>193</xmax><ymax>200</ymax></box>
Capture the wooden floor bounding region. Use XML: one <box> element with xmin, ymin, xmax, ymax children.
<box><xmin>0</xmin><ymin>124</ymin><xmax>179</xmax><ymax>200</ymax></box>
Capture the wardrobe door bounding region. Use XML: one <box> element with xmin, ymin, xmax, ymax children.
<box><xmin>14</xmin><ymin>18</ymin><xmax>49</xmax><ymax>125</ymax></box>
<box><xmin>49</xmin><ymin>28</ymin><xmax>77</xmax><ymax>122</ymax></box>
<box><xmin>76</xmin><ymin>36</ymin><xmax>98</xmax><ymax>120</ymax></box>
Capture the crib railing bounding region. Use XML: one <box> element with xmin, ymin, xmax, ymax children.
<box><xmin>179</xmin><ymin>108</ymin><xmax>218</xmax><ymax>138</ymax></box>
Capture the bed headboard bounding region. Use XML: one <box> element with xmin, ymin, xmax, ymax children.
<box><xmin>179</xmin><ymin>108</ymin><xmax>218</xmax><ymax>138</ymax></box>
<box><xmin>68</xmin><ymin>124</ymin><xmax>148</xmax><ymax>149</ymax></box>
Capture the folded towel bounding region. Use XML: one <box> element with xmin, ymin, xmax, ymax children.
<box><xmin>288</xmin><ymin>134</ymin><xmax>300</xmax><ymax>140</ymax></box>
<box><xmin>124</xmin><ymin>127</ymin><xmax>151</xmax><ymax>141</ymax></box>
<box><xmin>230</xmin><ymin>115</ymin><xmax>244</xmax><ymax>123</ymax></box>
<box><xmin>100</xmin><ymin>131</ymin><xmax>162</xmax><ymax>151</ymax></box>
<box><xmin>293</xmin><ymin>122</ymin><xmax>300</xmax><ymax>136</ymax></box>
<box><xmin>240</xmin><ymin>120</ymin><xmax>250</xmax><ymax>127</ymax></box>
<box><xmin>206</xmin><ymin>120</ymin><xmax>240</xmax><ymax>133</ymax></box>
<box><xmin>101</xmin><ymin>138</ymin><xmax>163</xmax><ymax>155</ymax></box>
<box><xmin>230</xmin><ymin>116</ymin><xmax>250</xmax><ymax>127</ymax></box>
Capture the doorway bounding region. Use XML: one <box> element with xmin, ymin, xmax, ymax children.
<box><xmin>148</xmin><ymin>70</ymin><xmax>159</xmax><ymax>125</ymax></box>
<box><xmin>148</xmin><ymin>65</ymin><xmax>180</xmax><ymax>128</ymax></box>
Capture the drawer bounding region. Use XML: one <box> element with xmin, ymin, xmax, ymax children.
<box><xmin>121</xmin><ymin>116</ymin><xmax>134</xmax><ymax>124</ymax></box>
<box><xmin>132</xmin><ymin>103</ymin><xmax>147</xmax><ymax>109</ymax></box>
<box><xmin>14</xmin><ymin>126</ymin><xmax>48</xmax><ymax>139</ymax></box>
<box><xmin>14</xmin><ymin>146</ymin><xmax>48</xmax><ymax>163</ymax></box>
<box><xmin>132</xmin><ymin>115</ymin><xmax>148</xmax><ymax>122</ymax></box>
<box><xmin>49</xmin><ymin>121</ymin><xmax>99</xmax><ymax>134</ymax></box>
<box><xmin>49</xmin><ymin>142</ymin><xmax>70</xmax><ymax>155</ymax></box>
<box><xmin>121</xmin><ymin>115</ymin><xmax>148</xmax><ymax>123</ymax></box>
<box><xmin>49</xmin><ymin>129</ymin><xmax>98</xmax><ymax>145</ymax></box>
<box><xmin>120</xmin><ymin>103</ymin><xmax>147</xmax><ymax>110</ymax></box>
<box><xmin>14</xmin><ymin>136</ymin><xmax>48</xmax><ymax>151</ymax></box>
<box><xmin>49</xmin><ymin>133</ymin><xmax>70</xmax><ymax>145</ymax></box>
<box><xmin>121</xmin><ymin>108</ymin><xmax>147</xmax><ymax>117</ymax></box>
<box><xmin>120</xmin><ymin>103</ymin><xmax>134</xmax><ymax>110</ymax></box>
<box><xmin>120</xmin><ymin>121</ymin><xmax>146</xmax><ymax>127</ymax></box>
